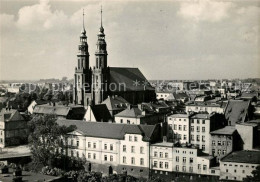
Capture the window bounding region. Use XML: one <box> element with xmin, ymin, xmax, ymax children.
<box><xmin>190</xmin><ymin>158</ymin><xmax>193</xmax><ymax>163</ymax></box>
<box><xmin>131</xmin><ymin>157</ymin><xmax>135</xmax><ymax>164</ymax></box>
<box><xmin>110</xmin><ymin>144</ymin><xmax>113</xmax><ymax>151</ymax></box>
<box><xmin>202</xmin><ymin>127</ymin><xmax>205</xmax><ymax>132</ymax></box>
<box><xmin>222</xmin><ymin>141</ymin><xmax>226</xmax><ymax>146</ymax></box>
<box><xmin>159</xmin><ymin>162</ymin><xmax>163</xmax><ymax>168</ymax></box>
<box><xmin>197</xmin><ymin>135</ymin><xmax>200</xmax><ymax>141</ymax></box>
<box><xmin>104</xmin><ymin>144</ymin><xmax>107</xmax><ymax>150</ymax></box>
<box><xmin>191</xmin><ymin>126</ymin><xmax>194</xmax><ymax>131</ymax></box>
<box><xmin>127</xmin><ymin>120</ymin><xmax>130</xmax><ymax>124</ymax></box>
<box><xmin>88</xmin><ymin>142</ymin><xmax>91</xmax><ymax>148</ymax></box>
<box><xmin>212</xmin><ymin>149</ymin><xmax>215</xmax><ymax>155</ymax></box>
<box><xmin>154</xmin><ymin>161</ymin><xmax>158</xmax><ymax>168</ymax></box>
<box><xmin>88</xmin><ymin>153</ymin><xmax>91</xmax><ymax>159</ymax></box>
<box><xmin>191</xmin><ymin>135</ymin><xmax>194</xmax><ymax>141</ymax></box>
<box><xmin>123</xmin><ymin>145</ymin><xmax>126</xmax><ymax>152</ymax></box>
<box><xmin>77</xmin><ymin>141</ymin><xmax>79</xmax><ymax>147</ymax></box>
<box><xmin>174</xmin><ymin>124</ymin><xmax>177</xmax><ymax>130</ymax></box>
<box><xmin>203</xmin><ymin>165</ymin><xmax>207</xmax><ymax>170</ymax></box>
<box><xmin>131</xmin><ymin>146</ymin><xmax>135</xmax><ymax>153</ymax></box>
<box><xmin>134</xmin><ymin>136</ymin><xmax>138</xmax><ymax>142</ymax></box>
<box><xmin>71</xmin><ymin>139</ymin><xmax>74</xmax><ymax>146</ymax></box>
<box><xmin>227</xmin><ymin>141</ymin><xmax>231</xmax><ymax>146</ymax></box>
<box><xmin>154</xmin><ymin>151</ymin><xmax>157</xmax><ymax>157</ymax></box>
<box><xmin>197</xmin><ymin>120</ymin><xmax>200</xmax><ymax>124</ymax></box>
<box><xmin>226</xmin><ymin>169</ymin><xmax>228</xmax><ymax>172</ymax></box>
<box><xmin>76</xmin><ymin>151</ymin><xmax>79</xmax><ymax>157</ymax></box>
<box><xmin>184</xmin><ymin>125</ymin><xmax>187</xmax><ymax>131</ymax></box>
<box><xmin>165</xmin><ymin>153</ymin><xmax>168</xmax><ymax>158</ymax></box>
<box><xmin>242</xmin><ymin>170</ymin><xmax>245</xmax><ymax>173</ymax></box>
<box><xmin>110</xmin><ymin>156</ymin><xmax>113</xmax><ymax>161</ymax></box>
<box><xmin>218</xmin><ymin>149</ymin><xmax>221</xmax><ymax>155</ymax></box>
<box><xmin>182</xmin><ymin>166</ymin><xmax>186</xmax><ymax>172</ymax></box>
<box><xmin>160</xmin><ymin>152</ymin><xmax>163</xmax><ymax>158</ymax></box>
<box><xmin>120</xmin><ymin>119</ymin><xmax>123</xmax><ymax>123</ymax></box>
<box><xmin>183</xmin><ymin>157</ymin><xmax>186</xmax><ymax>163</ymax></box>
<box><xmin>222</xmin><ymin>150</ymin><xmax>226</xmax><ymax>155</ymax></box>
<box><xmin>140</xmin><ymin>147</ymin><xmax>144</xmax><ymax>154</ymax></box>
<box><xmin>179</xmin><ymin>125</ymin><xmax>182</xmax><ymax>131</ymax></box>
<box><xmin>197</xmin><ymin>126</ymin><xmax>200</xmax><ymax>132</ymax></box>
<box><xmin>129</xmin><ymin>136</ymin><xmax>132</xmax><ymax>141</ymax></box>
<box><xmin>178</xmin><ymin>134</ymin><xmax>182</xmax><ymax>140</ymax></box>
<box><xmin>71</xmin><ymin>150</ymin><xmax>74</xmax><ymax>157</ymax></box>
<box><xmin>165</xmin><ymin>162</ymin><xmax>169</xmax><ymax>169</ymax></box>
<box><xmin>123</xmin><ymin>156</ymin><xmax>126</xmax><ymax>163</ymax></box>
<box><xmin>212</xmin><ymin>140</ymin><xmax>215</xmax><ymax>146</ymax></box>
<box><xmin>93</xmin><ymin>153</ymin><xmax>96</xmax><ymax>159</ymax></box>
<box><xmin>189</xmin><ymin>167</ymin><xmax>193</xmax><ymax>172</ymax></box>
<box><xmin>191</xmin><ymin>119</ymin><xmax>194</xmax><ymax>123</ymax></box>
<box><xmin>184</xmin><ymin>119</ymin><xmax>186</xmax><ymax>121</ymax></box>
<box><xmin>234</xmin><ymin>169</ymin><xmax>236</xmax><ymax>173</ymax></box>
<box><xmin>176</xmin><ymin>156</ymin><xmax>179</xmax><ymax>162</ymax></box>
<box><xmin>198</xmin><ymin>164</ymin><xmax>201</xmax><ymax>170</ymax></box>
<box><xmin>93</xmin><ymin>143</ymin><xmax>96</xmax><ymax>149</ymax></box>
<box><xmin>140</xmin><ymin>158</ymin><xmax>144</xmax><ymax>165</ymax></box>
<box><xmin>218</xmin><ymin>141</ymin><xmax>221</xmax><ymax>146</ymax></box>
<box><xmin>202</xmin><ymin>120</ymin><xmax>205</xmax><ymax>124</ymax></box>
<box><xmin>176</xmin><ymin>165</ymin><xmax>179</xmax><ymax>171</ymax></box>
<box><xmin>183</xmin><ymin>135</ymin><xmax>187</xmax><ymax>140</ymax></box>
<box><xmin>104</xmin><ymin>155</ymin><xmax>107</xmax><ymax>161</ymax></box>
<box><xmin>202</xmin><ymin>145</ymin><xmax>205</xmax><ymax>151</ymax></box>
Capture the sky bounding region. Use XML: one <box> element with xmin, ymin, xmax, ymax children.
<box><xmin>0</xmin><ymin>0</ymin><xmax>260</xmax><ymax>80</ymax></box>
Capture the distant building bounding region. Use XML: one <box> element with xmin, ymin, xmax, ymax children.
<box><xmin>101</xmin><ymin>95</ymin><xmax>129</xmax><ymax>117</ymax></box>
<box><xmin>0</xmin><ymin>108</ymin><xmax>28</xmax><ymax>148</ymax></box>
<box><xmin>83</xmin><ymin>104</ymin><xmax>112</xmax><ymax>122</ymax></box>
<box><xmin>185</xmin><ymin>101</ymin><xmax>227</xmax><ymax>114</ymax></box>
<box><xmin>33</xmin><ymin>103</ymin><xmax>85</xmax><ymax>120</ymax></box>
<box><xmin>220</xmin><ymin>150</ymin><xmax>260</xmax><ymax>181</ymax></box>
<box><xmin>210</xmin><ymin>126</ymin><xmax>241</xmax><ymax>162</ymax></box>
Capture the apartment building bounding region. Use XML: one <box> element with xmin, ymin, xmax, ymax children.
<box><xmin>167</xmin><ymin>114</ymin><xmax>190</xmax><ymax>143</ymax></box>
<box><xmin>185</xmin><ymin>101</ymin><xmax>227</xmax><ymax>114</ymax></box>
<box><xmin>57</xmin><ymin>119</ymin><xmax>161</xmax><ymax>178</ymax></box>
<box><xmin>220</xmin><ymin>150</ymin><xmax>260</xmax><ymax>181</ymax></box>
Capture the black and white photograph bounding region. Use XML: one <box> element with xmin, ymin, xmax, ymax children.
<box><xmin>0</xmin><ymin>0</ymin><xmax>260</xmax><ymax>181</ymax></box>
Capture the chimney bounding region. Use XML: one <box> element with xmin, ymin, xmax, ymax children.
<box><xmin>127</xmin><ymin>104</ymin><xmax>132</xmax><ymax>110</ymax></box>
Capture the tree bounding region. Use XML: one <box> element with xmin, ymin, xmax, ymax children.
<box><xmin>27</xmin><ymin>114</ymin><xmax>76</xmax><ymax>169</ymax></box>
<box><xmin>244</xmin><ymin>165</ymin><xmax>260</xmax><ymax>182</ymax></box>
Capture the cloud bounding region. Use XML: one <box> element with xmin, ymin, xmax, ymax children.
<box><xmin>178</xmin><ymin>0</ymin><xmax>234</xmax><ymax>22</ymax></box>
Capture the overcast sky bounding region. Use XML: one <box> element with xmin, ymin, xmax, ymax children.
<box><xmin>0</xmin><ymin>0</ymin><xmax>259</xmax><ymax>80</ymax></box>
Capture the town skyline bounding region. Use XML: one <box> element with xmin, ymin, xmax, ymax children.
<box><xmin>1</xmin><ymin>0</ymin><xmax>260</xmax><ymax>81</ymax></box>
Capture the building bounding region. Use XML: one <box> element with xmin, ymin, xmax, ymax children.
<box><xmin>185</xmin><ymin>101</ymin><xmax>227</xmax><ymax>114</ymax></box>
<box><xmin>190</xmin><ymin>113</ymin><xmax>224</xmax><ymax>154</ymax></box>
<box><xmin>210</xmin><ymin>126</ymin><xmax>241</xmax><ymax>162</ymax></box>
<box><xmin>33</xmin><ymin>103</ymin><xmax>85</xmax><ymax>120</ymax></box>
<box><xmin>101</xmin><ymin>95</ymin><xmax>129</xmax><ymax>117</ymax></box>
<box><xmin>235</xmin><ymin>123</ymin><xmax>258</xmax><ymax>150</ymax></box>
<box><xmin>220</xmin><ymin>150</ymin><xmax>260</xmax><ymax>181</ymax></box>
<box><xmin>0</xmin><ymin>108</ymin><xmax>28</xmax><ymax>148</ymax></box>
<box><xmin>83</xmin><ymin>104</ymin><xmax>112</xmax><ymax>122</ymax></box>
<box><xmin>114</xmin><ymin>105</ymin><xmax>164</xmax><ymax>125</ymax></box>
<box><xmin>56</xmin><ymin>119</ymin><xmax>161</xmax><ymax>178</ymax></box>
<box><xmin>73</xmin><ymin>10</ymin><xmax>155</xmax><ymax>106</ymax></box>
<box><xmin>167</xmin><ymin>114</ymin><xmax>190</xmax><ymax>144</ymax></box>
<box><xmin>224</xmin><ymin>100</ymin><xmax>254</xmax><ymax>126</ymax></box>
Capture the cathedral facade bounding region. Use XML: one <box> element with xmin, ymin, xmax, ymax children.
<box><xmin>73</xmin><ymin>10</ymin><xmax>155</xmax><ymax>106</ymax></box>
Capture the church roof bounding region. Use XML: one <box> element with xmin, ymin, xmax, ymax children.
<box><xmin>109</xmin><ymin>67</ymin><xmax>154</xmax><ymax>92</ymax></box>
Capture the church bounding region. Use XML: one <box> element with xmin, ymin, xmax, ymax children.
<box><xmin>73</xmin><ymin>9</ymin><xmax>155</xmax><ymax>106</ymax></box>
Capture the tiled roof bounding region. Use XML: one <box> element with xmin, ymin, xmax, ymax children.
<box><xmin>101</xmin><ymin>96</ymin><xmax>129</xmax><ymax>111</ymax></box>
<box><xmin>115</xmin><ymin>107</ymin><xmax>143</xmax><ymax>118</ymax></box>
<box><xmin>224</xmin><ymin>100</ymin><xmax>250</xmax><ymax>125</ymax></box>
<box><xmin>109</xmin><ymin>67</ymin><xmax>154</xmax><ymax>91</ymax></box>
<box><xmin>33</xmin><ymin>104</ymin><xmax>70</xmax><ymax>116</ymax></box>
<box><xmin>56</xmin><ymin>119</ymin><xmax>156</xmax><ymax>141</ymax></box>
<box><xmin>90</xmin><ymin>104</ymin><xmax>112</xmax><ymax>122</ymax></box>
<box><xmin>221</xmin><ymin>150</ymin><xmax>260</xmax><ymax>164</ymax></box>
<box><xmin>210</xmin><ymin>126</ymin><xmax>236</xmax><ymax>135</ymax></box>
<box><xmin>0</xmin><ymin>109</ymin><xmax>24</xmax><ymax>122</ymax></box>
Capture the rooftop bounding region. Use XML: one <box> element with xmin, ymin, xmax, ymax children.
<box><xmin>221</xmin><ymin>150</ymin><xmax>260</xmax><ymax>164</ymax></box>
<box><xmin>210</xmin><ymin>126</ymin><xmax>236</xmax><ymax>135</ymax></box>
<box><xmin>101</xmin><ymin>95</ymin><xmax>129</xmax><ymax>111</ymax></box>
<box><xmin>152</xmin><ymin>141</ymin><xmax>174</xmax><ymax>147</ymax></box>
<box><xmin>169</xmin><ymin>114</ymin><xmax>189</xmax><ymax>118</ymax></box>
<box><xmin>0</xmin><ymin>108</ymin><xmax>24</xmax><ymax>122</ymax></box>
<box><xmin>191</xmin><ymin>113</ymin><xmax>211</xmax><ymax>119</ymax></box>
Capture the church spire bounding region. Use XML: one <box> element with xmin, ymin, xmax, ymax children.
<box><xmin>99</xmin><ymin>6</ymin><xmax>104</xmax><ymax>34</ymax></box>
<box><xmin>81</xmin><ymin>9</ymin><xmax>86</xmax><ymax>35</ymax></box>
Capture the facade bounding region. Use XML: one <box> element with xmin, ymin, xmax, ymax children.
<box><xmin>190</xmin><ymin>113</ymin><xmax>224</xmax><ymax>154</ymax></box>
<box><xmin>167</xmin><ymin>114</ymin><xmax>190</xmax><ymax>144</ymax></box>
<box><xmin>220</xmin><ymin>150</ymin><xmax>260</xmax><ymax>181</ymax></box>
<box><xmin>210</xmin><ymin>126</ymin><xmax>240</xmax><ymax>162</ymax></box>
<box><xmin>73</xmin><ymin>10</ymin><xmax>155</xmax><ymax>106</ymax></box>
<box><xmin>185</xmin><ymin>101</ymin><xmax>227</xmax><ymax>114</ymax></box>
<box><xmin>235</xmin><ymin>123</ymin><xmax>258</xmax><ymax>150</ymax></box>
<box><xmin>57</xmin><ymin>119</ymin><xmax>161</xmax><ymax>178</ymax></box>
<box><xmin>0</xmin><ymin>108</ymin><xmax>28</xmax><ymax>148</ymax></box>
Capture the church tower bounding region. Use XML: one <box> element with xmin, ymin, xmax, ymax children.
<box><xmin>74</xmin><ymin>10</ymin><xmax>92</xmax><ymax>106</ymax></box>
<box><xmin>92</xmin><ymin>7</ymin><xmax>109</xmax><ymax>104</ymax></box>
